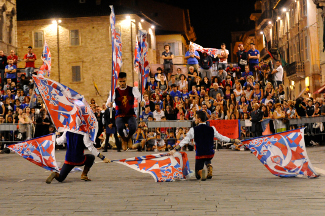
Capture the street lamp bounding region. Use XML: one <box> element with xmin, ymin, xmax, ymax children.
<box><xmin>282</xmin><ymin>8</ymin><xmax>287</xmax><ymax>12</ymax></box>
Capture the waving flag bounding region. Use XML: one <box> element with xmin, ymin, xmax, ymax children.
<box><xmin>138</xmin><ymin>30</ymin><xmax>150</xmax><ymax>94</ymax></box>
<box><xmin>7</xmin><ymin>134</ymin><xmax>60</xmax><ymax>172</ymax></box>
<box><xmin>110</xmin><ymin>5</ymin><xmax>122</xmax><ymax>100</ymax></box>
<box><xmin>114</xmin><ymin>152</ymin><xmax>193</xmax><ymax>182</ymax></box>
<box><xmin>41</xmin><ymin>40</ymin><xmax>51</xmax><ymax>76</ymax></box>
<box><xmin>33</xmin><ymin>75</ymin><xmax>98</xmax><ymax>142</ymax></box>
<box><xmin>242</xmin><ymin>128</ymin><xmax>319</xmax><ymax>178</ymax></box>
<box><xmin>190</xmin><ymin>41</ymin><xmax>219</xmax><ymax>58</ymax></box>
<box><xmin>261</xmin><ymin>119</ymin><xmax>272</xmax><ymax>135</ymax></box>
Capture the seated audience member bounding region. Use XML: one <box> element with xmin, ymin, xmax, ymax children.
<box><xmin>133</xmin><ymin>127</ymin><xmax>146</xmax><ymax>151</ymax></box>
<box><xmin>166</xmin><ymin>130</ymin><xmax>176</xmax><ymax>150</ymax></box>
<box><xmin>146</xmin><ymin>129</ymin><xmax>157</xmax><ymax>151</ymax></box>
<box><xmin>169</xmin><ymin>84</ymin><xmax>182</xmax><ymax>99</ymax></box>
<box><xmin>146</xmin><ymin>76</ymin><xmax>157</xmax><ymax>93</ymax></box>
<box><xmin>153</xmin><ymin>133</ymin><xmax>166</xmax><ymax>152</ymax></box>
<box><xmin>140</xmin><ymin>105</ymin><xmax>153</xmax><ymax>122</ymax></box>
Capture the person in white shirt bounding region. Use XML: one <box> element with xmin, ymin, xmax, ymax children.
<box><xmin>271</xmin><ymin>60</ymin><xmax>283</xmax><ymax>87</ymax></box>
<box><xmin>217</xmin><ymin>43</ymin><xmax>229</xmax><ymax>70</ymax></box>
<box><xmin>153</xmin><ymin>103</ymin><xmax>165</xmax><ymax>121</ymax></box>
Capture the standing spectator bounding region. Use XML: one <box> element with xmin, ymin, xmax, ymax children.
<box><xmin>237</xmin><ymin>44</ymin><xmax>248</xmax><ymax>72</ymax></box>
<box><xmin>273</xmin><ymin>103</ymin><xmax>286</xmax><ymax>133</ymax></box>
<box><xmin>23</xmin><ymin>46</ymin><xmax>37</xmax><ymax>78</ymax></box>
<box><xmin>7</xmin><ymin>50</ymin><xmax>18</xmax><ymax>66</ymax></box>
<box><xmin>217</xmin><ymin>43</ymin><xmax>229</xmax><ymax>70</ymax></box>
<box><xmin>250</xmin><ymin>103</ymin><xmax>263</xmax><ymax>137</ymax></box>
<box><xmin>185</xmin><ymin>44</ymin><xmax>200</xmax><ymax>72</ymax></box>
<box><xmin>5</xmin><ymin>59</ymin><xmax>17</xmax><ymax>84</ymax></box>
<box><xmin>161</xmin><ymin>44</ymin><xmax>174</xmax><ymax>79</ymax></box>
<box><xmin>247</xmin><ymin>43</ymin><xmax>260</xmax><ymax>72</ymax></box>
<box><xmin>0</xmin><ymin>50</ymin><xmax>7</xmax><ymax>87</ymax></box>
<box><xmin>271</xmin><ymin>60</ymin><xmax>283</xmax><ymax>87</ymax></box>
<box><xmin>199</xmin><ymin>52</ymin><xmax>213</xmax><ymax>80</ymax></box>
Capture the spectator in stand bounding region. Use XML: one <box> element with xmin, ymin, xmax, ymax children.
<box><xmin>140</xmin><ymin>105</ymin><xmax>153</xmax><ymax>122</ymax></box>
<box><xmin>237</xmin><ymin>44</ymin><xmax>248</xmax><ymax>72</ymax></box>
<box><xmin>233</xmin><ymin>83</ymin><xmax>243</xmax><ymax>102</ymax></box>
<box><xmin>201</xmin><ymin>77</ymin><xmax>211</xmax><ymax>92</ymax></box>
<box><xmin>3</xmin><ymin>89</ymin><xmax>15</xmax><ymax>102</ymax></box>
<box><xmin>0</xmin><ymin>50</ymin><xmax>7</xmax><ymax>87</ymax></box>
<box><xmin>247</xmin><ymin>43</ymin><xmax>260</xmax><ymax>72</ymax></box>
<box><xmin>178</xmin><ymin>74</ymin><xmax>188</xmax><ymax>91</ymax></box>
<box><xmin>199</xmin><ymin>51</ymin><xmax>213</xmax><ymax>80</ymax></box>
<box><xmin>5</xmin><ymin>59</ymin><xmax>17</xmax><ymax>84</ymax></box>
<box><xmin>189</xmin><ymin>85</ymin><xmax>200</xmax><ymax>99</ymax></box>
<box><xmin>175</xmin><ymin>68</ymin><xmax>182</xmax><ymax>81</ymax></box>
<box><xmin>7</xmin><ymin>50</ymin><xmax>18</xmax><ymax>66</ymax></box>
<box><xmin>185</xmin><ymin>44</ymin><xmax>200</xmax><ymax>72</ymax></box>
<box><xmin>146</xmin><ymin>76</ymin><xmax>157</xmax><ymax>93</ymax></box>
<box><xmin>145</xmin><ymin>129</ymin><xmax>156</xmax><ymax>151</ymax></box>
<box><xmin>273</xmin><ymin>103</ymin><xmax>286</xmax><ymax>133</ymax></box>
<box><xmin>153</xmin><ymin>133</ymin><xmax>166</xmax><ymax>152</ymax></box>
<box><xmin>161</xmin><ymin>44</ymin><xmax>174</xmax><ymax>79</ymax></box>
<box><xmin>155</xmin><ymin>67</ymin><xmax>163</xmax><ymax>81</ymax></box>
<box><xmin>217</xmin><ymin>43</ymin><xmax>229</xmax><ymax>70</ymax></box>
<box><xmin>240</xmin><ymin>65</ymin><xmax>253</xmax><ymax>86</ymax></box>
<box><xmin>168</xmin><ymin>75</ymin><xmax>179</xmax><ymax>88</ymax></box>
<box><xmin>187</xmin><ymin>66</ymin><xmax>197</xmax><ymax>90</ymax></box>
<box><xmin>306</xmin><ymin>99</ymin><xmax>315</xmax><ymax>135</ymax></box>
<box><xmin>209</xmin><ymin>83</ymin><xmax>224</xmax><ymax>99</ymax></box>
<box><xmin>165</xmin><ymin>105</ymin><xmax>176</xmax><ymax>120</ymax></box>
<box><xmin>271</xmin><ymin>60</ymin><xmax>284</xmax><ymax>87</ymax></box>
<box><xmin>23</xmin><ymin>46</ymin><xmax>37</xmax><ymax>78</ymax></box>
<box><xmin>261</xmin><ymin>93</ymin><xmax>274</xmax><ymax>106</ymax></box>
<box><xmin>166</xmin><ymin>130</ymin><xmax>176</xmax><ymax>150</ymax></box>
<box><xmin>132</xmin><ymin>127</ymin><xmax>146</xmax><ymax>151</ymax></box>
<box><xmin>226</xmin><ymin>103</ymin><xmax>239</xmax><ymax>119</ymax></box>
<box><xmin>157</xmin><ymin>74</ymin><xmax>168</xmax><ymax>93</ymax></box>
<box><xmin>244</xmin><ymin>85</ymin><xmax>253</xmax><ymax>101</ymax></box>
<box><xmin>215</xmin><ymin>67</ymin><xmax>227</xmax><ymax>84</ymax></box>
<box><xmin>153</xmin><ymin>103</ymin><xmax>165</xmax><ymax>121</ymax></box>
<box><xmin>201</xmin><ymin>103</ymin><xmax>211</xmax><ymax>119</ymax></box>
<box><xmin>169</xmin><ymin>84</ymin><xmax>182</xmax><ymax>99</ymax></box>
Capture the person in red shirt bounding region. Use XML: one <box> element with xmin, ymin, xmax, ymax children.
<box><xmin>23</xmin><ymin>46</ymin><xmax>37</xmax><ymax>78</ymax></box>
<box><xmin>7</xmin><ymin>50</ymin><xmax>18</xmax><ymax>66</ymax></box>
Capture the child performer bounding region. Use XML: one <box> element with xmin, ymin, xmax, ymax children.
<box><xmin>169</xmin><ymin>111</ymin><xmax>240</xmax><ymax>181</ymax></box>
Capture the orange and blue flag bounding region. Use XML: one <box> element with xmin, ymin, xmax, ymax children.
<box><xmin>190</xmin><ymin>41</ymin><xmax>219</xmax><ymax>58</ymax></box>
<box><xmin>41</xmin><ymin>40</ymin><xmax>51</xmax><ymax>76</ymax></box>
<box><xmin>114</xmin><ymin>152</ymin><xmax>193</xmax><ymax>182</ymax></box>
<box><xmin>137</xmin><ymin>30</ymin><xmax>150</xmax><ymax>94</ymax></box>
<box><xmin>242</xmin><ymin>128</ymin><xmax>319</xmax><ymax>178</ymax></box>
<box><xmin>33</xmin><ymin>75</ymin><xmax>98</xmax><ymax>142</ymax></box>
<box><xmin>7</xmin><ymin>134</ymin><xmax>60</xmax><ymax>172</ymax></box>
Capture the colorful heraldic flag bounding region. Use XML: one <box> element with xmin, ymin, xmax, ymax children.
<box><xmin>134</xmin><ymin>35</ymin><xmax>140</xmax><ymax>74</ymax></box>
<box><xmin>242</xmin><ymin>128</ymin><xmax>319</xmax><ymax>178</ymax></box>
<box><xmin>114</xmin><ymin>152</ymin><xmax>193</xmax><ymax>182</ymax></box>
<box><xmin>190</xmin><ymin>41</ymin><xmax>219</xmax><ymax>58</ymax></box>
<box><xmin>138</xmin><ymin>30</ymin><xmax>150</xmax><ymax>94</ymax></box>
<box><xmin>41</xmin><ymin>40</ymin><xmax>51</xmax><ymax>76</ymax></box>
<box><xmin>110</xmin><ymin>5</ymin><xmax>122</xmax><ymax>98</ymax></box>
<box><xmin>33</xmin><ymin>75</ymin><xmax>98</xmax><ymax>142</ymax></box>
<box><xmin>7</xmin><ymin>134</ymin><xmax>60</xmax><ymax>172</ymax></box>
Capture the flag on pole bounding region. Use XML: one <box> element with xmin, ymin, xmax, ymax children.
<box><xmin>41</xmin><ymin>40</ymin><xmax>51</xmax><ymax>77</ymax></box>
<box><xmin>110</xmin><ymin>5</ymin><xmax>122</xmax><ymax>99</ymax></box>
<box><xmin>242</xmin><ymin>128</ymin><xmax>319</xmax><ymax>178</ymax></box>
<box><xmin>138</xmin><ymin>30</ymin><xmax>150</xmax><ymax>94</ymax></box>
<box><xmin>33</xmin><ymin>75</ymin><xmax>98</xmax><ymax>142</ymax></box>
<box><xmin>190</xmin><ymin>41</ymin><xmax>219</xmax><ymax>58</ymax></box>
<box><xmin>7</xmin><ymin>134</ymin><xmax>60</xmax><ymax>172</ymax></box>
<box><xmin>134</xmin><ymin>35</ymin><xmax>140</xmax><ymax>74</ymax></box>
<box><xmin>114</xmin><ymin>152</ymin><xmax>193</xmax><ymax>182</ymax></box>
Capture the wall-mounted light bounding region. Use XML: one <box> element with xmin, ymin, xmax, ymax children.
<box><xmin>58</xmin><ymin>20</ymin><xmax>62</xmax><ymax>23</ymax></box>
<box><xmin>282</xmin><ymin>8</ymin><xmax>287</xmax><ymax>12</ymax></box>
<box><xmin>52</xmin><ymin>20</ymin><xmax>57</xmax><ymax>24</ymax></box>
<box><xmin>260</xmin><ymin>31</ymin><xmax>263</xmax><ymax>35</ymax></box>
<box><xmin>140</xmin><ymin>19</ymin><xmax>144</xmax><ymax>22</ymax></box>
<box><xmin>277</xmin><ymin>16</ymin><xmax>281</xmax><ymax>20</ymax></box>
<box><xmin>305</xmin><ymin>76</ymin><xmax>310</xmax><ymax>87</ymax></box>
<box><xmin>151</xmin><ymin>25</ymin><xmax>155</xmax><ymax>29</ymax></box>
<box><xmin>291</xmin><ymin>81</ymin><xmax>295</xmax><ymax>86</ymax></box>
<box><xmin>126</xmin><ymin>15</ymin><xmax>131</xmax><ymax>20</ymax></box>
<box><xmin>268</xmin><ymin>21</ymin><xmax>272</xmax><ymax>25</ymax></box>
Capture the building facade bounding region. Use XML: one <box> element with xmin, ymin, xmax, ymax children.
<box><xmin>251</xmin><ymin>0</ymin><xmax>321</xmax><ymax>99</ymax></box>
<box><xmin>17</xmin><ymin>14</ymin><xmax>156</xmax><ymax>104</ymax></box>
<box><xmin>0</xmin><ymin>0</ymin><xmax>17</xmax><ymax>55</ymax></box>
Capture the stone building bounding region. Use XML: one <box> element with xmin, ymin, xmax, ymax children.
<box><xmin>0</xmin><ymin>0</ymin><xmax>17</xmax><ymax>55</ymax></box>
<box><xmin>249</xmin><ymin>0</ymin><xmax>321</xmax><ymax>99</ymax></box>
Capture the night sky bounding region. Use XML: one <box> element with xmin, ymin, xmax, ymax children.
<box><xmin>17</xmin><ymin>0</ymin><xmax>257</xmax><ymax>49</ymax></box>
<box><xmin>156</xmin><ymin>0</ymin><xmax>257</xmax><ymax>49</ymax></box>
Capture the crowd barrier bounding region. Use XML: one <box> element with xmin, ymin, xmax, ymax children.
<box><xmin>0</xmin><ymin>123</ymin><xmax>33</xmax><ymax>145</ymax></box>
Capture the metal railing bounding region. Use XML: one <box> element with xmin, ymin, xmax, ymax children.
<box><xmin>0</xmin><ymin>123</ymin><xmax>33</xmax><ymax>145</ymax></box>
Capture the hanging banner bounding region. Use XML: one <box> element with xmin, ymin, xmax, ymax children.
<box><xmin>208</xmin><ymin>120</ymin><xmax>240</xmax><ymax>139</ymax></box>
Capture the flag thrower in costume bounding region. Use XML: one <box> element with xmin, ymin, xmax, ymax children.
<box><xmin>113</xmin><ymin>152</ymin><xmax>194</xmax><ymax>182</ymax></box>
<box><xmin>7</xmin><ymin>134</ymin><xmax>60</xmax><ymax>172</ymax></box>
<box><xmin>32</xmin><ymin>75</ymin><xmax>98</xmax><ymax>142</ymax></box>
<box><xmin>242</xmin><ymin>128</ymin><xmax>319</xmax><ymax>178</ymax></box>
<box><xmin>110</xmin><ymin>5</ymin><xmax>123</xmax><ymax>101</ymax></box>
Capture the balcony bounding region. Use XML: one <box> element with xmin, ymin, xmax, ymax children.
<box><xmin>257</xmin><ymin>10</ymin><xmax>272</xmax><ymax>29</ymax></box>
<box><xmin>285</xmin><ymin>61</ymin><xmax>305</xmax><ymax>79</ymax></box>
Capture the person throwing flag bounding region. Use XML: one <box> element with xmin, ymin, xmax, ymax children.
<box><xmin>46</xmin><ymin>130</ymin><xmax>111</xmax><ymax>184</ymax></box>
<box><xmin>106</xmin><ymin>72</ymin><xmax>144</xmax><ymax>145</ymax></box>
<box><xmin>169</xmin><ymin>111</ymin><xmax>241</xmax><ymax>181</ymax></box>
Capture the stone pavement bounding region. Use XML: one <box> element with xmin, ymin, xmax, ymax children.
<box><xmin>1</xmin><ymin>146</ymin><xmax>325</xmax><ymax>216</ymax></box>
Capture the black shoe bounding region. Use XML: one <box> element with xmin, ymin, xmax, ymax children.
<box><xmin>102</xmin><ymin>150</ymin><xmax>107</xmax><ymax>152</ymax></box>
<box><xmin>117</xmin><ymin>149</ymin><xmax>121</xmax><ymax>152</ymax></box>
<box><xmin>137</xmin><ymin>145</ymin><xmax>142</xmax><ymax>152</ymax></box>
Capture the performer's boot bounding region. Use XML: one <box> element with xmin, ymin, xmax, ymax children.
<box><xmin>197</xmin><ymin>169</ymin><xmax>206</xmax><ymax>181</ymax></box>
<box><xmin>46</xmin><ymin>172</ymin><xmax>59</xmax><ymax>184</ymax></box>
<box><xmin>207</xmin><ymin>164</ymin><xmax>213</xmax><ymax>179</ymax></box>
<box><xmin>81</xmin><ymin>166</ymin><xmax>91</xmax><ymax>181</ymax></box>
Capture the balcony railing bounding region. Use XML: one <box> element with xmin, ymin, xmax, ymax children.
<box><xmin>257</xmin><ymin>10</ymin><xmax>272</xmax><ymax>29</ymax></box>
<box><xmin>285</xmin><ymin>61</ymin><xmax>305</xmax><ymax>78</ymax></box>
